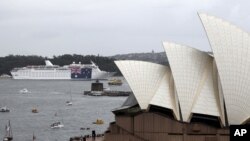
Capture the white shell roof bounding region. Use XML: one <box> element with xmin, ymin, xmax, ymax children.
<box><xmin>149</xmin><ymin>67</ymin><xmax>180</xmax><ymax>120</ymax></box>
<box><xmin>164</xmin><ymin>42</ymin><xmax>223</xmax><ymax>123</ymax></box>
<box><xmin>199</xmin><ymin>13</ymin><xmax>250</xmax><ymax>124</ymax></box>
<box><xmin>114</xmin><ymin>13</ymin><xmax>250</xmax><ymax>126</ymax></box>
<box><xmin>115</xmin><ymin>60</ymin><xmax>178</xmax><ymax>116</ymax></box>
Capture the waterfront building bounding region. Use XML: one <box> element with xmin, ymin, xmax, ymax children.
<box><xmin>104</xmin><ymin>13</ymin><xmax>250</xmax><ymax>141</ymax></box>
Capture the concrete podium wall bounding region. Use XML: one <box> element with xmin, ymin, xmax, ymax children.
<box><xmin>105</xmin><ymin>112</ymin><xmax>229</xmax><ymax>141</ymax></box>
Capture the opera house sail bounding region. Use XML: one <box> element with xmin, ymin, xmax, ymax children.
<box><xmin>199</xmin><ymin>13</ymin><xmax>250</xmax><ymax>125</ymax></box>
<box><xmin>164</xmin><ymin>42</ymin><xmax>225</xmax><ymax>125</ymax></box>
<box><xmin>115</xmin><ymin>61</ymin><xmax>180</xmax><ymax>120</ymax></box>
<box><xmin>104</xmin><ymin>13</ymin><xmax>250</xmax><ymax>141</ymax></box>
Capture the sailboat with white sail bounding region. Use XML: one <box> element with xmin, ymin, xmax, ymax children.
<box><xmin>66</xmin><ymin>93</ymin><xmax>73</xmax><ymax>106</ymax></box>
<box><xmin>32</xmin><ymin>132</ymin><xmax>36</xmax><ymax>141</ymax></box>
<box><xmin>66</xmin><ymin>85</ymin><xmax>73</xmax><ymax>106</ymax></box>
<box><xmin>3</xmin><ymin>120</ymin><xmax>13</xmax><ymax>141</ymax></box>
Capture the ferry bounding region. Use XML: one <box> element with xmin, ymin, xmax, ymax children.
<box><xmin>108</xmin><ymin>79</ymin><xmax>123</xmax><ymax>85</ymax></box>
<box><xmin>10</xmin><ymin>60</ymin><xmax>115</xmax><ymax>80</ymax></box>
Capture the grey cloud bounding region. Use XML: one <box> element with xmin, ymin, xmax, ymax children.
<box><xmin>0</xmin><ymin>0</ymin><xmax>249</xmax><ymax>57</ymax></box>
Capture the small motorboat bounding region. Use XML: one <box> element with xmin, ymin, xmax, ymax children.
<box><xmin>50</xmin><ymin>122</ymin><xmax>64</xmax><ymax>129</ymax></box>
<box><xmin>66</xmin><ymin>101</ymin><xmax>73</xmax><ymax>106</ymax></box>
<box><xmin>19</xmin><ymin>88</ymin><xmax>29</xmax><ymax>94</ymax></box>
<box><xmin>3</xmin><ymin>120</ymin><xmax>13</xmax><ymax>141</ymax></box>
<box><xmin>0</xmin><ymin>106</ymin><xmax>10</xmax><ymax>112</ymax></box>
<box><xmin>92</xmin><ymin>119</ymin><xmax>104</xmax><ymax>125</ymax></box>
<box><xmin>66</xmin><ymin>88</ymin><xmax>73</xmax><ymax>106</ymax></box>
<box><xmin>80</xmin><ymin>127</ymin><xmax>85</xmax><ymax>130</ymax></box>
<box><xmin>80</xmin><ymin>127</ymin><xmax>90</xmax><ymax>130</ymax></box>
<box><xmin>31</xmin><ymin>108</ymin><xmax>38</xmax><ymax>113</ymax></box>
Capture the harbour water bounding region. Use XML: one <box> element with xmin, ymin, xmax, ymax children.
<box><xmin>0</xmin><ymin>78</ymin><xmax>130</xmax><ymax>141</ymax></box>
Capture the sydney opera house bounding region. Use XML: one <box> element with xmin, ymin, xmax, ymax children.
<box><xmin>104</xmin><ymin>13</ymin><xmax>250</xmax><ymax>141</ymax></box>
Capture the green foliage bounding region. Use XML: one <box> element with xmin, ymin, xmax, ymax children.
<box><xmin>0</xmin><ymin>54</ymin><xmax>121</xmax><ymax>76</ymax></box>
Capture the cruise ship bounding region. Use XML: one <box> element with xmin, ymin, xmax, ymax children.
<box><xmin>10</xmin><ymin>60</ymin><xmax>115</xmax><ymax>80</ymax></box>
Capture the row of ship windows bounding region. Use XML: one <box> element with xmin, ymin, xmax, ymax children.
<box><xmin>17</xmin><ymin>72</ymin><xmax>69</xmax><ymax>77</ymax></box>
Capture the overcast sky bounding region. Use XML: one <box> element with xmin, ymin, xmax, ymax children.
<box><xmin>0</xmin><ymin>0</ymin><xmax>249</xmax><ymax>57</ymax></box>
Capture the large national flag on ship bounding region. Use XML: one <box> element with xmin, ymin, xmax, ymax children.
<box><xmin>81</xmin><ymin>68</ymin><xmax>92</xmax><ymax>79</ymax></box>
<box><xmin>71</xmin><ymin>68</ymin><xmax>92</xmax><ymax>79</ymax></box>
<box><xmin>71</xmin><ymin>67</ymin><xmax>81</xmax><ymax>74</ymax></box>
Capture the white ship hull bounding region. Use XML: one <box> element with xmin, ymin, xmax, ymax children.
<box><xmin>10</xmin><ymin>60</ymin><xmax>115</xmax><ymax>80</ymax></box>
<box><xmin>11</xmin><ymin>69</ymin><xmax>71</xmax><ymax>80</ymax></box>
<box><xmin>11</xmin><ymin>70</ymin><xmax>114</xmax><ymax>80</ymax></box>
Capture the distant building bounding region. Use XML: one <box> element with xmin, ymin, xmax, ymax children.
<box><xmin>104</xmin><ymin>13</ymin><xmax>250</xmax><ymax>141</ymax></box>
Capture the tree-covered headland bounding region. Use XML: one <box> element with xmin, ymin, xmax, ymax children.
<box><xmin>0</xmin><ymin>54</ymin><xmax>120</xmax><ymax>76</ymax></box>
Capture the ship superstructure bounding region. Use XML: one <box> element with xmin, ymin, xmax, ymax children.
<box><xmin>10</xmin><ymin>60</ymin><xmax>115</xmax><ymax>80</ymax></box>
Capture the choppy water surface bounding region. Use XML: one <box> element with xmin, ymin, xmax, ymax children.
<box><xmin>0</xmin><ymin>78</ymin><xmax>130</xmax><ymax>141</ymax></box>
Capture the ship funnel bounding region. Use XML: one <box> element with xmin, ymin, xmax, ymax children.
<box><xmin>45</xmin><ymin>60</ymin><xmax>53</xmax><ymax>66</ymax></box>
